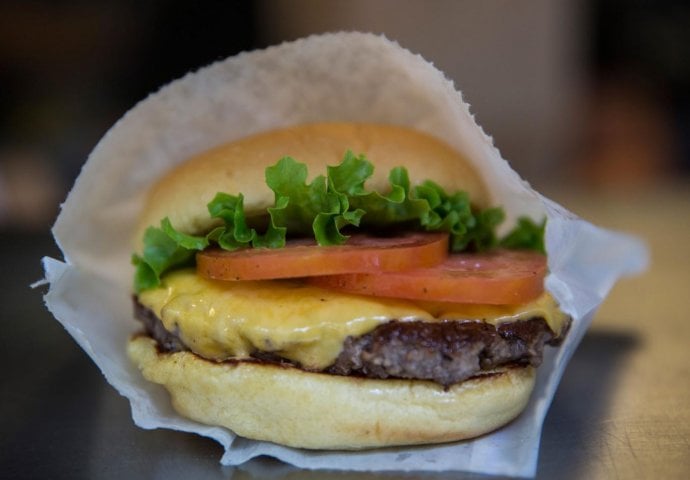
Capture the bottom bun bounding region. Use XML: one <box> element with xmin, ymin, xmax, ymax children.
<box><xmin>128</xmin><ymin>336</ymin><xmax>536</xmax><ymax>449</ymax></box>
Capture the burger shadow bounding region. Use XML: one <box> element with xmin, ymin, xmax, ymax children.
<box><xmin>536</xmin><ymin>327</ymin><xmax>641</xmax><ymax>479</ymax></box>
<box><xmin>228</xmin><ymin>328</ymin><xmax>641</xmax><ymax>480</ymax></box>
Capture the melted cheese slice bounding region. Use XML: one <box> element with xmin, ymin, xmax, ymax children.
<box><xmin>138</xmin><ymin>269</ymin><xmax>569</xmax><ymax>370</ymax></box>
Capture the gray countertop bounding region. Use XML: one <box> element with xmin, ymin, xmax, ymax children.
<box><xmin>2</xmin><ymin>184</ymin><xmax>689</xmax><ymax>479</ymax></box>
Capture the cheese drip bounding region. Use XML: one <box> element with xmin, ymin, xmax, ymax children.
<box><xmin>138</xmin><ymin>269</ymin><xmax>568</xmax><ymax>370</ymax></box>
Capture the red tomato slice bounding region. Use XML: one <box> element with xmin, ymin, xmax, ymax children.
<box><xmin>197</xmin><ymin>233</ymin><xmax>449</xmax><ymax>281</ymax></box>
<box><xmin>308</xmin><ymin>249</ymin><xmax>547</xmax><ymax>305</ymax></box>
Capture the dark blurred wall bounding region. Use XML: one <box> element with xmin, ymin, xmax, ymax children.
<box><xmin>581</xmin><ymin>0</ymin><xmax>690</xmax><ymax>184</ymax></box>
<box><xmin>0</xmin><ymin>0</ymin><xmax>256</xmax><ymax>230</ymax></box>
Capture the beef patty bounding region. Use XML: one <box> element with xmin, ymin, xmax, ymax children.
<box><xmin>134</xmin><ymin>298</ymin><xmax>567</xmax><ymax>387</ymax></box>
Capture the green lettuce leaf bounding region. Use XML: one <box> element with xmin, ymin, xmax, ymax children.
<box><xmin>500</xmin><ymin>216</ymin><xmax>546</xmax><ymax>253</ymax></box>
<box><xmin>351</xmin><ymin>165</ymin><xmax>432</xmax><ymax>227</ymax></box>
<box><xmin>132</xmin><ymin>219</ymin><xmax>201</xmax><ymax>292</ymax></box>
<box><xmin>132</xmin><ymin>152</ymin><xmax>546</xmax><ymax>291</ymax></box>
<box><xmin>207</xmin><ymin>193</ymin><xmax>256</xmax><ymax>249</ymax></box>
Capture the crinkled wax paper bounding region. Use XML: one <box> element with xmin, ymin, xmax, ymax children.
<box><xmin>42</xmin><ymin>32</ymin><xmax>647</xmax><ymax>477</ymax></box>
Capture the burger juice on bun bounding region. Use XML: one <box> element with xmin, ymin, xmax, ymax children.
<box><xmin>127</xmin><ymin>123</ymin><xmax>570</xmax><ymax>449</ymax></box>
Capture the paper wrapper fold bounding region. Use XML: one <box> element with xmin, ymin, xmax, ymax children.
<box><xmin>43</xmin><ymin>32</ymin><xmax>647</xmax><ymax>477</ymax></box>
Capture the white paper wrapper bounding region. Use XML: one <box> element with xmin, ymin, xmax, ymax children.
<box><xmin>43</xmin><ymin>32</ymin><xmax>647</xmax><ymax>477</ymax></box>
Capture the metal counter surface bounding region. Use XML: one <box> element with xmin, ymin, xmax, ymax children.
<box><xmin>2</xmin><ymin>184</ymin><xmax>688</xmax><ymax>479</ymax></box>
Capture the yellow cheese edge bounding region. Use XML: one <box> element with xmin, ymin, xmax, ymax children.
<box><xmin>138</xmin><ymin>269</ymin><xmax>569</xmax><ymax>370</ymax></box>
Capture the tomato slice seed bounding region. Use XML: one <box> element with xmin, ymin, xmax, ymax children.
<box><xmin>308</xmin><ymin>249</ymin><xmax>547</xmax><ymax>305</ymax></box>
<box><xmin>196</xmin><ymin>233</ymin><xmax>449</xmax><ymax>281</ymax></box>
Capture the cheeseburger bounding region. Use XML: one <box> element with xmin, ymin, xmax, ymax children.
<box><xmin>127</xmin><ymin>122</ymin><xmax>569</xmax><ymax>449</ymax></box>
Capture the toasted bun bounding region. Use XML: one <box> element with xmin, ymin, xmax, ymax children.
<box><xmin>128</xmin><ymin>336</ymin><xmax>535</xmax><ymax>449</ymax></box>
<box><xmin>135</xmin><ymin>123</ymin><xmax>490</xmax><ymax>249</ymax></box>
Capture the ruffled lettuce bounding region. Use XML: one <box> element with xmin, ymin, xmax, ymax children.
<box><xmin>133</xmin><ymin>152</ymin><xmax>545</xmax><ymax>292</ymax></box>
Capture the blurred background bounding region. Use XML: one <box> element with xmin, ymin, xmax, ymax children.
<box><xmin>1</xmin><ymin>0</ymin><xmax>688</xmax><ymax>231</ymax></box>
<box><xmin>2</xmin><ymin>2</ymin><xmax>690</xmax><ymax>478</ymax></box>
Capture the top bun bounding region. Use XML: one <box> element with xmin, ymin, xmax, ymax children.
<box><xmin>135</xmin><ymin>123</ymin><xmax>490</xmax><ymax>250</ymax></box>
